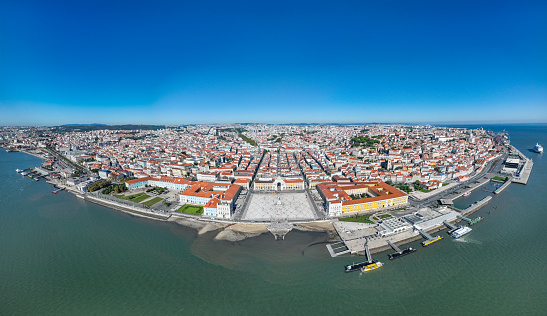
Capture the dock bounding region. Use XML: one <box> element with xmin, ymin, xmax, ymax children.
<box><xmin>387</xmin><ymin>239</ymin><xmax>417</xmax><ymax>260</ymax></box>
<box><xmin>461</xmin><ymin>196</ymin><xmax>492</xmax><ymax>216</ymax></box>
<box><xmin>17</xmin><ymin>167</ymin><xmax>48</xmax><ymax>181</ymax></box>
<box><xmin>468</xmin><ymin>217</ymin><xmax>483</xmax><ymax>225</ymax></box>
<box><xmin>326</xmin><ymin>241</ymin><xmax>351</xmax><ymax>257</ymax></box>
<box><xmin>512</xmin><ymin>158</ymin><xmax>533</xmax><ymax>184</ymax></box>
<box><xmin>417</xmin><ymin>229</ymin><xmax>443</xmax><ymax>246</ymax></box>
<box><xmin>457</xmin><ymin>214</ymin><xmax>472</xmax><ymax>223</ymax></box>
<box><xmin>386</xmin><ymin>240</ymin><xmax>401</xmax><ymax>253</ymax></box>
<box><xmin>494</xmin><ymin>179</ymin><xmax>512</xmax><ymax>194</ymax></box>
<box><xmin>439</xmin><ymin>198</ymin><xmax>453</xmax><ymax>205</ymax></box>
<box><xmin>443</xmin><ymin>220</ymin><xmax>457</xmax><ymax>231</ymax></box>
<box><xmin>266</xmin><ymin>219</ymin><xmax>293</xmax><ymax>240</ymax></box>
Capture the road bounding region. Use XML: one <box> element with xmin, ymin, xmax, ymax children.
<box><xmin>409</xmin><ymin>150</ymin><xmax>507</xmax><ymax>210</ymax></box>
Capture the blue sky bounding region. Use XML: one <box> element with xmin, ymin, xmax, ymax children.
<box><xmin>1</xmin><ymin>0</ymin><xmax>546</xmax><ymax>125</ymax></box>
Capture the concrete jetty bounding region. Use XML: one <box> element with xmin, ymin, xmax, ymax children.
<box><xmin>326</xmin><ymin>241</ymin><xmax>351</xmax><ymax>257</ymax></box>
<box><xmin>443</xmin><ymin>220</ymin><xmax>457</xmax><ymax>231</ymax></box>
<box><xmin>462</xmin><ymin>196</ymin><xmax>492</xmax><ymax>216</ymax></box>
<box><xmin>386</xmin><ymin>240</ymin><xmax>401</xmax><ymax>253</ymax></box>
<box><xmin>494</xmin><ymin>179</ymin><xmax>512</xmax><ymax>194</ymax></box>
<box><xmin>266</xmin><ymin>219</ymin><xmax>293</xmax><ymax>240</ymax></box>
<box><xmin>457</xmin><ymin>215</ymin><xmax>472</xmax><ymax>223</ymax></box>
<box><xmin>512</xmin><ymin>158</ymin><xmax>533</xmax><ymax>184</ymax></box>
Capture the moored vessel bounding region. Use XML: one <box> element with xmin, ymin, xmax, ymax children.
<box><xmin>360</xmin><ymin>261</ymin><xmax>383</xmax><ymax>272</ymax></box>
<box><xmin>463</xmin><ymin>191</ymin><xmax>471</xmax><ymax>197</ymax></box>
<box><xmin>449</xmin><ymin>226</ymin><xmax>472</xmax><ymax>239</ymax></box>
<box><xmin>345</xmin><ymin>261</ymin><xmax>374</xmax><ymax>273</ymax></box>
<box><xmin>469</xmin><ymin>216</ymin><xmax>483</xmax><ymax>225</ymax></box>
<box><xmin>346</xmin><ymin>241</ymin><xmax>384</xmax><ymax>273</ymax></box>
<box><xmin>388</xmin><ymin>247</ymin><xmax>416</xmax><ymax>260</ymax></box>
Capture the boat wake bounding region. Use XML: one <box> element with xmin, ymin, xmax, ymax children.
<box><xmin>454</xmin><ymin>237</ymin><xmax>482</xmax><ymax>245</ymax></box>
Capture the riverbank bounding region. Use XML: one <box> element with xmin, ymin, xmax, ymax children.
<box><xmin>13</xmin><ymin>147</ymin><xmax>526</xmax><ymax>256</ymax></box>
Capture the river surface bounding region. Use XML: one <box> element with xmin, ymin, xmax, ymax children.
<box><xmin>1</xmin><ymin>124</ymin><xmax>546</xmax><ymax>315</ymax></box>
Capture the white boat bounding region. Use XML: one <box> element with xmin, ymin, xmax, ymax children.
<box><xmin>450</xmin><ymin>226</ymin><xmax>472</xmax><ymax>239</ymax></box>
<box><xmin>533</xmin><ymin>143</ymin><xmax>543</xmax><ymax>153</ymax></box>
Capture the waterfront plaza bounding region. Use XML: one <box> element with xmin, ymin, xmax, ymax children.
<box><xmin>242</xmin><ymin>193</ymin><xmax>316</xmax><ymax>221</ymax></box>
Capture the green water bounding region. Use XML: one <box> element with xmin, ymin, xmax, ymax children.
<box><xmin>1</xmin><ymin>125</ymin><xmax>546</xmax><ymax>315</ymax></box>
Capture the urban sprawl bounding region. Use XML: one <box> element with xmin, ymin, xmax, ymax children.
<box><xmin>2</xmin><ymin>124</ymin><xmax>530</xmax><ymax>255</ymax></box>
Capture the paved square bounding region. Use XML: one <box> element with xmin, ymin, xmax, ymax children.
<box><xmin>242</xmin><ymin>193</ymin><xmax>315</xmax><ymax>221</ymax></box>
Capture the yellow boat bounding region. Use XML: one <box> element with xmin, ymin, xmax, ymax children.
<box><xmin>422</xmin><ymin>236</ymin><xmax>443</xmax><ymax>246</ymax></box>
<box><xmin>360</xmin><ymin>261</ymin><xmax>383</xmax><ymax>272</ymax></box>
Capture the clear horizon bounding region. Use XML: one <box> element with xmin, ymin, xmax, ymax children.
<box><xmin>1</xmin><ymin>0</ymin><xmax>546</xmax><ymax>126</ymax></box>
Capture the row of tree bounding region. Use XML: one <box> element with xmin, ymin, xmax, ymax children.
<box><xmin>102</xmin><ymin>183</ymin><xmax>127</xmax><ymax>194</ymax></box>
<box><xmin>88</xmin><ymin>180</ymin><xmax>111</xmax><ymax>192</ymax></box>
<box><xmin>350</xmin><ymin>136</ymin><xmax>380</xmax><ymax>148</ymax></box>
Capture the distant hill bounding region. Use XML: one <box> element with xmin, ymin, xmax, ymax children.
<box><xmin>62</xmin><ymin>123</ymin><xmax>107</xmax><ymax>127</ymax></box>
<box><xmin>53</xmin><ymin>124</ymin><xmax>165</xmax><ymax>132</ymax></box>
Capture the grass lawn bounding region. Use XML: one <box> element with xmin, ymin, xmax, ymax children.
<box><xmin>115</xmin><ymin>192</ymin><xmax>146</xmax><ymax>200</ymax></box>
<box><xmin>176</xmin><ymin>204</ymin><xmax>204</xmax><ymax>215</ymax></box>
<box><xmin>378</xmin><ymin>214</ymin><xmax>392</xmax><ymax>219</ymax></box>
<box><xmin>142</xmin><ymin>197</ymin><xmax>163</xmax><ymax>207</ymax></box>
<box><xmin>131</xmin><ymin>194</ymin><xmax>151</xmax><ymax>203</ymax></box>
<box><xmin>492</xmin><ymin>176</ymin><xmax>508</xmax><ymax>182</ymax></box>
<box><xmin>442</xmin><ymin>183</ymin><xmax>450</xmax><ymax>186</ymax></box>
<box><xmin>339</xmin><ymin>215</ymin><xmax>373</xmax><ymax>224</ymax></box>
<box><xmin>420</xmin><ymin>188</ymin><xmax>431</xmax><ymax>193</ymax></box>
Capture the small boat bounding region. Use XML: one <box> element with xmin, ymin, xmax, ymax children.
<box><xmin>346</xmin><ymin>240</ymin><xmax>384</xmax><ymax>273</ymax></box>
<box><xmin>16</xmin><ymin>169</ymin><xmax>22</xmax><ymax>173</ymax></box>
<box><xmin>469</xmin><ymin>216</ymin><xmax>483</xmax><ymax>225</ymax></box>
<box><xmin>463</xmin><ymin>191</ymin><xmax>471</xmax><ymax>197</ymax></box>
<box><xmin>388</xmin><ymin>247</ymin><xmax>417</xmax><ymax>260</ymax></box>
<box><xmin>360</xmin><ymin>261</ymin><xmax>384</xmax><ymax>272</ymax></box>
<box><xmin>345</xmin><ymin>261</ymin><xmax>374</xmax><ymax>273</ymax></box>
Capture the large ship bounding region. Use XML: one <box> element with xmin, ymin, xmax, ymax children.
<box><xmin>533</xmin><ymin>143</ymin><xmax>543</xmax><ymax>153</ymax></box>
<box><xmin>449</xmin><ymin>226</ymin><xmax>472</xmax><ymax>239</ymax></box>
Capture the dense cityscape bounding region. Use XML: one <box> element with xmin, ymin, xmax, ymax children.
<box><xmin>2</xmin><ymin>123</ymin><xmax>531</xmax><ymax>255</ymax></box>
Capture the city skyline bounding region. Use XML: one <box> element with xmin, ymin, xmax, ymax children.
<box><xmin>1</xmin><ymin>0</ymin><xmax>546</xmax><ymax>126</ymax></box>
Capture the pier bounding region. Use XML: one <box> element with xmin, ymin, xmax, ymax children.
<box><xmin>364</xmin><ymin>242</ymin><xmax>372</xmax><ymax>262</ymax></box>
<box><xmin>461</xmin><ymin>196</ymin><xmax>492</xmax><ymax>216</ymax></box>
<box><xmin>417</xmin><ymin>229</ymin><xmax>443</xmax><ymax>246</ymax></box>
<box><xmin>468</xmin><ymin>217</ymin><xmax>483</xmax><ymax>225</ymax></box>
<box><xmin>266</xmin><ymin>219</ymin><xmax>293</xmax><ymax>240</ymax></box>
<box><xmin>457</xmin><ymin>215</ymin><xmax>472</xmax><ymax>223</ymax></box>
<box><xmin>494</xmin><ymin>179</ymin><xmax>512</xmax><ymax>194</ymax></box>
<box><xmin>17</xmin><ymin>167</ymin><xmax>48</xmax><ymax>181</ymax></box>
<box><xmin>326</xmin><ymin>241</ymin><xmax>351</xmax><ymax>257</ymax></box>
<box><xmin>387</xmin><ymin>239</ymin><xmax>417</xmax><ymax>260</ymax></box>
<box><xmin>386</xmin><ymin>240</ymin><xmax>401</xmax><ymax>253</ymax></box>
<box><xmin>512</xmin><ymin>158</ymin><xmax>533</xmax><ymax>184</ymax></box>
<box><xmin>443</xmin><ymin>220</ymin><xmax>457</xmax><ymax>231</ymax></box>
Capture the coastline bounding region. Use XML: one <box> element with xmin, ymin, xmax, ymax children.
<box><xmin>12</xmin><ymin>146</ymin><xmax>524</xmax><ymax>256</ymax></box>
